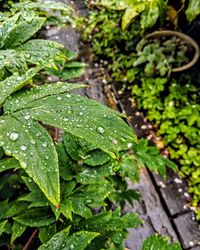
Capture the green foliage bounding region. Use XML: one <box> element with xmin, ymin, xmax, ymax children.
<box><xmin>186</xmin><ymin>0</ymin><xmax>200</xmax><ymax>22</ymax></box>
<box><xmin>134</xmin><ymin>37</ymin><xmax>188</xmax><ymax>77</ymax></box>
<box><xmin>142</xmin><ymin>235</ymin><xmax>182</xmax><ymax>250</ymax></box>
<box><xmin>0</xmin><ymin>0</ymin><xmax>182</xmax><ymax>249</ymax></box>
<box><xmin>83</xmin><ymin>0</ymin><xmax>200</xmax><ymax>219</ymax></box>
<box><xmin>95</xmin><ymin>0</ymin><xmax>167</xmax><ymax>30</ymax></box>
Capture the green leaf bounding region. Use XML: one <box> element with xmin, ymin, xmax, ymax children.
<box><xmin>14</xmin><ymin>208</ymin><xmax>55</xmax><ymax>227</ymax></box>
<box><xmin>6</xmin><ymin>92</ymin><xmax>136</xmax><ymax>158</ymax></box>
<box><xmin>63</xmin><ymin>132</ymin><xmax>110</xmax><ymax>165</ymax></box>
<box><xmin>142</xmin><ymin>235</ymin><xmax>182</xmax><ymax>250</ymax></box>
<box><xmin>0</xmin><ymin>14</ymin><xmax>20</xmax><ymax>48</ymax></box>
<box><xmin>79</xmin><ymin>210</ymin><xmax>141</xmax><ymax>232</ymax></box>
<box><xmin>39</xmin><ymin>223</ymin><xmax>57</xmax><ymax>244</ymax></box>
<box><xmin>61</xmin><ymin>66</ymin><xmax>85</xmax><ymax>80</ymax></box>
<box><xmin>38</xmin><ymin>227</ymin><xmax>99</xmax><ymax>250</ymax></box>
<box><xmin>3</xmin><ymin>17</ymin><xmax>46</xmax><ymax>49</ymax></box>
<box><xmin>4</xmin><ymin>82</ymin><xmax>85</xmax><ymax>113</ymax></box>
<box><xmin>119</xmin><ymin>154</ymin><xmax>140</xmax><ymax>182</ymax></box>
<box><xmin>140</xmin><ymin>1</ymin><xmax>160</xmax><ymax>29</ymax></box>
<box><xmin>76</xmin><ymin>162</ymin><xmax>114</xmax><ymax>184</ymax></box>
<box><xmin>0</xmin><ymin>115</ymin><xmax>60</xmax><ymax>206</ymax></box>
<box><xmin>12</xmin><ymin>1</ymin><xmax>72</xmax><ymax>13</ymax></box>
<box><xmin>0</xmin><ymin>220</ymin><xmax>8</xmax><ymax>236</ymax></box>
<box><xmin>186</xmin><ymin>0</ymin><xmax>200</xmax><ymax>22</ymax></box>
<box><xmin>122</xmin><ymin>5</ymin><xmax>144</xmax><ymax>30</ymax></box>
<box><xmin>11</xmin><ymin>221</ymin><xmax>26</xmax><ymax>243</ymax></box>
<box><xmin>0</xmin><ymin>157</ymin><xmax>20</xmax><ymax>173</ymax></box>
<box><xmin>0</xmin><ymin>66</ymin><xmax>42</xmax><ymax>106</ymax></box>
<box><xmin>15</xmin><ymin>39</ymin><xmax>65</xmax><ymax>66</ymax></box>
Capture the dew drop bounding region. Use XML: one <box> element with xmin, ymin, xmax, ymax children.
<box><xmin>42</xmin><ymin>142</ymin><xmax>47</xmax><ymax>147</ymax></box>
<box><xmin>9</xmin><ymin>132</ymin><xmax>19</xmax><ymax>142</ymax></box>
<box><xmin>20</xmin><ymin>145</ymin><xmax>27</xmax><ymax>151</ymax></box>
<box><xmin>97</xmin><ymin>126</ymin><xmax>105</xmax><ymax>134</ymax></box>
<box><xmin>24</xmin><ymin>114</ymin><xmax>31</xmax><ymax>120</ymax></box>
<box><xmin>56</xmin><ymin>96</ymin><xmax>62</xmax><ymax>101</ymax></box>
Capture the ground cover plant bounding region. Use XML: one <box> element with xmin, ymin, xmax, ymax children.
<box><xmin>0</xmin><ymin>1</ymin><xmax>182</xmax><ymax>249</ymax></box>
<box><xmin>83</xmin><ymin>0</ymin><xmax>200</xmax><ymax>219</ymax></box>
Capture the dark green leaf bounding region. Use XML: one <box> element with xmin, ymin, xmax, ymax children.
<box><xmin>0</xmin><ymin>220</ymin><xmax>8</xmax><ymax>236</ymax></box>
<box><xmin>38</xmin><ymin>227</ymin><xmax>99</xmax><ymax>250</ymax></box>
<box><xmin>11</xmin><ymin>221</ymin><xmax>26</xmax><ymax>243</ymax></box>
<box><xmin>14</xmin><ymin>208</ymin><xmax>55</xmax><ymax>227</ymax></box>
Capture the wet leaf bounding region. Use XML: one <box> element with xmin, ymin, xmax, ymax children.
<box><xmin>3</xmin><ymin>17</ymin><xmax>46</xmax><ymax>49</ymax></box>
<box><xmin>0</xmin><ymin>115</ymin><xmax>60</xmax><ymax>206</ymax></box>
<box><xmin>0</xmin><ymin>157</ymin><xmax>20</xmax><ymax>173</ymax></box>
<box><xmin>0</xmin><ymin>66</ymin><xmax>42</xmax><ymax>107</ymax></box>
<box><xmin>11</xmin><ymin>221</ymin><xmax>26</xmax><ymax>243</ymax></box>
<box><xmin>6</xmin><ymin>92</ymin><xmax>136</xmax><ymax>158</ymax></box>
<box><xmin>14</xmin><ymin>207</ymin><xmax>55</xmax><ymax>227</ymax></box>
<box><xmin>142</xmin><ymin>235</ymin><xmax>182</xmax><ymax>250</ymax></box>
<box><xmin>12</xmin><ymin>1</ymin><xmax>72</xmax><ymax>13</ymax></box>
<box><xmin>38</xmin><ymin>227</ymin><xmax>99</xmax><ymax>250</ymax></box>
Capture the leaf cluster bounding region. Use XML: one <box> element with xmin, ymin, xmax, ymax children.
<box><xmin>83</xmin><ymin>0</ymin><xmax>200</xmax><ymax>219</ymax></box>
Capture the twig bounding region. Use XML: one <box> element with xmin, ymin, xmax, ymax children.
<box><xmin>23</xmin><ymin>229</ymin><xmax>38</xmax><ymax>250</ymax></box>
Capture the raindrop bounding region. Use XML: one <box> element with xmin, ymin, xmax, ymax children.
<box><xmin>56</xmin><ymin>96</ymin><xmax>62</xmax><ymax>101</ymax></box>
<box><xmin>20</xmin><ymin>145</ymin><xmax>27</xmax><ymax>151</ymax></box>
<box><xmin>9</xmin><ymin>132</ymin><xmax>19</xmax><ymax>142</ymax></box>
<box><xmin>97</xmin><ymin>127</ymin><xmax>105</xmax><ymax>134</ymax></box>
<box><xmin>42</xmin><ymin>142</ymin><xmax>47</xmax><ymax>147</ymax></box>
<box><xmin>24</xmin><ymin>114</ymin><xmax>31</xmax><ymax>120</ymax></box>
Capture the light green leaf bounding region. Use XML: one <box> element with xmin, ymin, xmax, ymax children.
<box><xmin>142</xmin><ymin>235</ymin><xmax>182</xmax><ymax>250</ymax></box>
<box><xmin>0</xmin><ymin>115</ymin><xmax>60</xmax><ymax>206</ymax></box>
<box><xmin>38</xmin><ymin>227</ymin><xmax>99</xmax><ymax>250</ymax></box>
<box><xmin>11</xmin><ymin>221</ymin><xmax>26</xmax><ymax>243</ymax></box>
<box><xmin>186</xmin><ymin>0</ymin><xmax>200</xmax><ymax>22</ymax></box>
<box><xmin>0</xmin><ymin>66</ymin><xmax>42</xmax><ymax>107</ymax></box>
<box><xmin>0</xmin><ymin>157</ymin><xmax>20</xmax><ymax>173</ymax></box>
<box><xmin>140</xmin><ymin>1</ymin><xmax>160</xmax><ymax>29</ymax></box>
<box><xmin>122</xmin><ymin>5</ymin><xmax>144</xmax><ymax>30</ymax></box>
<box><xmin>0</xmin><ymin>220</ymin><xmax>8</xmax><ymax>236</ymax></box>
<box><xmin>14</xmin><ymin>207</ymin><xmax>55</xmax><ymax>227</ymax></box>
<box><xmin>12</xmin><ymin>1</ymin><xmax>72</xmax><ymax>13</ymax></box>
<box><xmin>3</xmin><ymin>17</ymin><xmax>46</xmax><ymax>49</ymax></box>
<box><xmin>6</xmin><ymin>92</ymin><xmax>136</xmax><ymax>158</ymax></box>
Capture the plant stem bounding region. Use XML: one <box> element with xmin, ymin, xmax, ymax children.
<box><xmin>23</xmin><ymin>229</ymin><xmax>38</xmax><ymax>250</ymax></box>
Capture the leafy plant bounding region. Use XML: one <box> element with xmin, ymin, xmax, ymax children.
<box><xmin>142</xmin><ymin>235</ymin><xmax>182</xmax><ymax>250</ymax></box>
<box><xmin>93</xmin><ymin>0</ymin><xmax>167</xmax><ymax>30</ymax></box>
<box><xmin>83</xmin><ymin>0</ymin><xmax>200</xmax><ymax>219</ymax></box>
<box><xmin>0</xmin><ymin>1</ymin><xmax>180</xmax><ymax>249</ymax></box>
